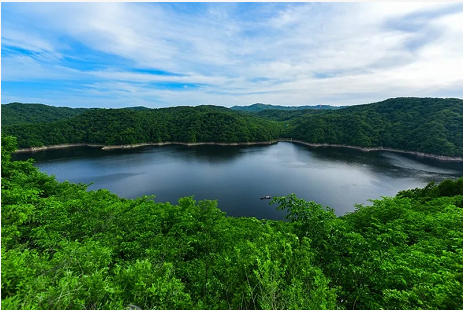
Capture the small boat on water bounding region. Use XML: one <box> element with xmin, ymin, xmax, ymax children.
<box><xmin>260</xmin><ymin>195</ymin><xmax>272</xmax><ymax>200</ymax></box>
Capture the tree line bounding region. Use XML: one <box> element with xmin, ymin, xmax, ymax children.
<box><xmin>2</xmin><ymin>97</ymin><xmax>462</xmax><ymax>156</ymax></box>
<box><xmin>284</xmin><ymin>97</ymin><xmax>463</xmax><ymax>157</ymax></box>
<box><xmin>1</xmin><ymin>102</ymin><xmax>88</xmax><ymax>126</ymax></box>
<box><xmin>1</xmin><ymin>105</ymin><xmax>283</xmax><ymax>147</ymax></box>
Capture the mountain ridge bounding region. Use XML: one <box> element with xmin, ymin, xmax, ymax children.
<box><xmin>2</xmin><ymin>97</ymin><xmax>462</xmax><ymax>157</ymax></box>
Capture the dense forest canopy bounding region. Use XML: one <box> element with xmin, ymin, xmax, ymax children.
<box><xmin>284</xmin><ymin>97</ymin><xmax>463</xmax><ymax>157</ymax></box>
<box><xmin>2</xmin><ymin>97</ymin><xmax>463</xmax><ymax>157</ymax></box>
<box><xmin>1</xmin><ymin>102</ymin><xmax>88</xmax><ymax>126</ymax></box>
<box><xmin>1</xmin><ymin>105</ymin><xmax>283</xmax><ymax>147</ymax></box>
<box><xmin>2</xmin><ymin>134</ymin><xmax>463</xmax><ymax>309</ymax></box>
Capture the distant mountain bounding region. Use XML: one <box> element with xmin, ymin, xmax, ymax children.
<box><xmin>2</xmin><ymin>97</ymin><xmax>462</xmax><ymax>157</ymax></box>
<box><xmin>1</xmin><ymin>102</ymin><xmax>89</xmax><ymax>126</ymax></box>
<box><xmin>122</xmin><ymin>106</ymin><xmax>153</xmax><ymax>111</ymax></box>
<box><xmin>231</xmin><ymin>103</ymin><xmax>345</xmax><ymax>112</ymax></box>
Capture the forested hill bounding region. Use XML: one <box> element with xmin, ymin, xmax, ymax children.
<box><xmin>231</xmin><ymin>103</ymin><xmax>344</xmax><ymax>112</ymax></box>
<box><xmin>1</xmin><ymin>102</ymin><xmax>88</xmax><ymax>126</ymax></box>
<box><xmin>2</xmin><ymin>97</ymin><xmax>463</xmax><ymax>157</ymax></box>
<box><xmin>2</xmin><ymin>105</ymin><xmax>283</xmax><ymax>148</ymax></box>
<box><xmin>284</xmin><ymin>97</ymin><xmax>463</xmax><ymax>157</ymax></box>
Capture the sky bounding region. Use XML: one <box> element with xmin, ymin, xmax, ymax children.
<box><xmin>2</xmin><ymin>2</ymin><xmax>463</xmax><ymax>108</ymax></box>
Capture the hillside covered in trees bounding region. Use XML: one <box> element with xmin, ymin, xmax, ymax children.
<box><xmin>2</xmin><ymin>105</ymin><xmax>283</xmax><ymax>147</ymax></box>
<box><xmin>284</xmin><ymin>97</ymin><xmax>463</xmax><ymax>157</ymax></box>
<box><xmin>2</xmin><ymin>97</ymin><xmax>463</xmax><ymax>157</ymax></box>
<box><xmin>2</xmin><ymin>134</ymin><xmax>463</xmax><ymax>309</ymax></box>
<box><xmin>1</xmin><ymin>102</ymin><xmax>88</xmax><ymax>126</ymax></box>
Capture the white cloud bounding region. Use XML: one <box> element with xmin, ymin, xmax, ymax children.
<box><xmin>2</xmin><ymin>3</ymin><xmax>463</xmax><ymax>107</ymax></box>
<box><xmin>1</xmin><ymin>55</ymin><xmax>86</xmax><ymax>81</ymax></box>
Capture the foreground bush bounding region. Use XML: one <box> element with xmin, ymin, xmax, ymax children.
<box><xmin>2</xmin><ymin>135</ymin><xmax>462</xmax><ymax>309</ymax></box>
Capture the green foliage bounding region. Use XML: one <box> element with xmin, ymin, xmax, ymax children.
<box><xmin>286</xmin><ymin>97</ymin><xmax>463</xmax><ymax>156</ymax></box>
<box><xmin>2</xmin><ymin>105</ymin><xmax>284</xmax><ymax>148</ymax></box>
<box><xmin>1</xmin><ymin>102</ymin><xmax>87</xmax><ymax>126</ymax></box>
<box><xmin>337</xmin><ymin>194</ymin><xmax>463</xmax><ymax>309</ymax></box>
<box><xmin>397</xmin><ymin>177</ymin><xmax>463</xmax><ymax>199</ymax></box>
<box><xmin>3</xmin><ymin>97</ymin><xmax>463</xmax><ymax>157</ymax></box>
<box><xmin>2</xmin><ymin>134</ymin><xmax>463</xmax><ymax>309</ymax></box>
<box><xmin>269</xmin><ymin>184</ymin><xmax>463</xmax><ymax>309</ymax></box>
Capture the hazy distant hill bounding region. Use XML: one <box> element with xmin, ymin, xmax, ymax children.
<box><xmin>1</xmin><ymin>102</ymin><xmax>89</xmax><ymax>126</ymax></box>
<box><xmin>122</xmin><ymin>106</ymin><xmax>153</xmax><ymax>111</ymax></box>
<box><xmin>231</xmin><ymin>103</ymin><xmax>344</xmax><ymax>112</ymax></box>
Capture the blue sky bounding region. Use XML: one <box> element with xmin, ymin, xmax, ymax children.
<box><xmin>2</xmin><ymin>2</ymin><xmax>463</xmax><ymax>108</ymax></box>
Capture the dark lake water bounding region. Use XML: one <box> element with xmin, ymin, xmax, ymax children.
<box><xmin>14</xmin><ymin>142</ymin><xmax>463</xmax><ymax>220</ymax></box>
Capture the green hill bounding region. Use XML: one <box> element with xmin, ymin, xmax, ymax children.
<box><xmin>285</xmin><ymin>97</ymin><xmax>463</xmax><ymax>157</ymax></box>
<box><xmin>1</xmin><ymin>102</ymin><xmax>88</xmax><ymax>126</ymax></box>
<box><xmin>2</xmin><ymin>97</ymin><xmax>462</xmax><ymax>157</ymax></box>
<box><xmin>2</xmin><ymin>105</ymin><xmax>283</xmax><ymax>148</ymax></box>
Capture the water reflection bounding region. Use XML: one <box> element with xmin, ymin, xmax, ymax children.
<box><xmin>13</xmin><ymin>146</ymin><xmax>107</xmax><ymax>162</ymax></box>
<box><xmin>171</xmin><ymin>145</ymin><xmax>249</xmax><ymax>164</ymax></box>
<box><xmin>13</xmin><ymin>144</ymin><xmax>252</xmax><ymax>165</ymax></box>
<box><xmin>14</xmin><ymin>142</ymin><xmax>463</xmax><ymax>219</ymax></box>
<box><xmin>297</xmin><ymin>143</ymin><xmax>461</xmax><ymax>183</ymax></box>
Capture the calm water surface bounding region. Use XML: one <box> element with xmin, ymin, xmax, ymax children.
<box><xmin>14</xmin><ymin>142</ymin><xmax>463</xmax><ymax>220</ymax></box>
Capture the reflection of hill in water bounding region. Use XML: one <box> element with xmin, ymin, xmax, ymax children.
<box><xmin>12</xmin><ymin>146</ymin><xmax>109</xmax><ymax>162</ymax></box>
<box><xmin>296</xmin><ymin>144</ymin><xmax>463</xmax><ymax>182</ymax></box>
<box><xmin>13</xmin><ymin>141</ymin><xmax>462</xmax><ymax>219</ymax></box>
<box><xmin>13</xmin><ymin>144</ymin><xmax>256</xmax><ymax>165</ymax></box>
<box><xmin>13</xmin><ymin>143</ymin><xmax>463</xmax><ymax>185</ymax></box>
<box><xmin>174</xmin><ymin>144</ymin><xmax>263</xmax><ymax>164</ymax></box>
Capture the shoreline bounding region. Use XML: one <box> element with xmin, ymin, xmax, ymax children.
<box><xmin>282</xmin><ymin>139</ymin><xmax>463</xmax><ymax>162</ymax></box>
<box><xmin>14</xmin><ymin>143</ymin><xmax>105</xmax><ymax>153</ymax></box>
<box><xmin>14</xmin><ymin>140</ymin><xmax>463</xmax><ymax>162</ymax></box>
<box><xmin>100</xmin><ymin>140</ymin><xmax>279</xmax><ymax>150</ymax></box>
<box><xmin>13</xmin><ymin>141</ymin><xmax>279</xmax><ymax>153</ymax></box>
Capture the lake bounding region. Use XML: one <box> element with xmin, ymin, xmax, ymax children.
<box><xmin>13</xmin><ymin>142</ymin><xmax>463</xmax><ymax>220</ymax></box>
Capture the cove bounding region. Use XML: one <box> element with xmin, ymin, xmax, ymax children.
<box><xmin>13</xmin><ymin>142</ymin><xmax>463</xmax><ymax>220</ymax></box>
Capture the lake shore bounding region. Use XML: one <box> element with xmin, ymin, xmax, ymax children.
<box><xmin>14</xmin><ymin>143</ymin><xmax>105</xmax><ymax>153</ymax></box>
<box><xmin>14</xmin><ymin>140</ymin><xmax>463</xmax><ymax>161</ymax></box>
<box><xmin>283</xmin><ymin>139</ymin><xmax>463</xmax><ymax>162</ymax></box>
<box><xmin>100</xmin><ymin>141</ymin><xmax>279</xmax><ymax>150</ymax></box>
<box><xmin>13</xmin><ymin>141</ymin><xmax>279</xmax><ymax>153</ymax></box>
